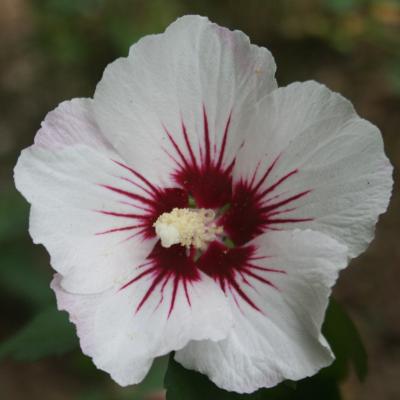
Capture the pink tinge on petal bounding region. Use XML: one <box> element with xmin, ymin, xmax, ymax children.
<box><xmin>33</xmin><ymin>99</ymin><xmax>113</xmax><ymax>152</ymax></box>
<box><xmin>198</xmin><ymin>241</ymin><xmax>284</xmax><ymax>312</ymax></box>
<box><xmin>120</xmin><ymin>243</ymin><xmax>200</xmax><ymax>317</ymax></box>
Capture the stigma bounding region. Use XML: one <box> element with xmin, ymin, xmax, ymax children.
<box><xmin>153</xmin><ymin>208</ymin><xmax>222</xmax><ymax>250</ymax></box>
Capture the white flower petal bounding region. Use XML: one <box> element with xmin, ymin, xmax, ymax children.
<box><xmin>31</xmin><ymin>98</ymin><xmax>112</xmax><ymax>151</ymax></box>
<box><xmin>14</xmin><ymin>15</ymin><xmax>393</xmax><ymax>393</ymax></box>
<box><xmin>14</xmin><ymin>99</ymin><xmax>156</xmax><ymax>293</ymax></box>
<box><xmin>51</xmin><ymin>269</ymin><xmax>232</xmax><ymax>386</ymax></box>
<box><xmin>175</xmin><ymin>229</ymin><xmax>348</xmax><ymax>393</ymax></box>
<box><xmin>93</xmin><ymin>15</ymin><xmax>277</xmax><ymax>184</ymax></box>
<box><xmin>234</xmin><ymin>81</ymin><xmax>393</xmax><ymax>257</ymax></box>
<box><xmin>16</xmin><ymin>97</ymin><xmax>234</xmax><ymax>383</ymax></box>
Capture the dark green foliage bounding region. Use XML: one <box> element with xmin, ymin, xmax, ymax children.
<box><xmin>0</xmin><ymin>243</ymin><xmax>53</xmax><ymax>310</ymax></box>
<box><xmin>0</xmin><ymin>306</ymin><xmax>78</xmax><ymax>362</ymax></box>
<box><xmin>164</xmin><ymin>355</ymin><xmax>294</xmax><ymax>400</ymax></box>
<box><xmin>0</xmin><ymin>190</ymin><xmax>29</xmax><ymax>240</ymax></box>
<box><xmin>321</xmin><ymin>299</ymin><xmax>368</xmax><ymax>381</ymax></box>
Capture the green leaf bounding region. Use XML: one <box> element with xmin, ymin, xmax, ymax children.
<box><xmin>0</xmin><ymin>305</ymin><xmax>78</xmax><ymax>362</ymax></box>
<box><xmin>133</xmin><ymin>356</ymin><xmax>168</xmax><ymax>399</ymax></box>
<box><xmin>164</xmin><ymin>355</ymin><xmax>293</xmax><ymax>400</ymax></box>
<box><xmin>293</xmin><ymin>375</ymin><xmax>341</xmax><ymax>400</ymax></box>
<box><xmin>322</xmin><ymin>299</ymin><xmax>368</xmax><ymax>381</ymax></box>
<box><xmin>0</xmin><ymin>242</ymin><xmax>52</xmax><ymax>309</ymax></box>
<box><xmin>0</xmin><ymin>189</ymin><xmax>29</xmax><ymax>241</ymax></box>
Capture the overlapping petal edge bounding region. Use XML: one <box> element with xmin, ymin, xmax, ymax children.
<box><xmin>14</xmin><ymin>15</ymin><xmax>393</xmax><ymax>394</ymax></box>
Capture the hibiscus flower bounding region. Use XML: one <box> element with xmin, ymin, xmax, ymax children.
<box><xmin>14</xmin><ymin>15</ymin><xmax>392</xmax><ymax>394</ymax></box>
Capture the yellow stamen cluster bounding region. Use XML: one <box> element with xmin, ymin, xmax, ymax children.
<box><xmin>153</xmin><ymin>208</ymin><xmax>222</xmax><ymax>250</ymax></box>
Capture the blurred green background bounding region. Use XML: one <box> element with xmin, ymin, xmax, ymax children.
<box><xmin>0</xmin><ymin>0</ymin><xmax>399</xmax><ymax>399</ymax></box>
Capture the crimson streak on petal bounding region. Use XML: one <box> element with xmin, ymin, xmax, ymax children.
<box><xmin>96</xmin><ymin>161</ymin><xmax>188</xmax><ymax>239</ymax></box>
<box><xmin>222</xmin><ymin>157</ymin><xmax>313</xmax><ymax>246</ymax></box>
<box><xmin>93</xmin><ymin>109</ymin><xmax>314</xmax><ymax>316</ymax></box>
<box><xmin>198</xmin><ymin>242</ymin><xmax>284</xmax><ymax>312</ymax></box>
<box><xmin>120</xmin><ymin>243</ymin><xmax>201</xmax><ymax>317</ymax></box>
<box><xmin>164</xmin><ymin>107</ymin><xmax>234</xmax><ymax>209</ymax></box>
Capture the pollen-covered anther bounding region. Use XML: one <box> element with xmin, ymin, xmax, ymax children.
<box><xmin>154</xmin><ymin>207</ymin><xmax>222</xmax><ymax>250</ymax></box>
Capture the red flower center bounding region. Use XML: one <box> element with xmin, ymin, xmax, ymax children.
<box><xmin>96</xmin><ymin>107</ymin><xmax>312</xmax><ymax>314</ymax></box>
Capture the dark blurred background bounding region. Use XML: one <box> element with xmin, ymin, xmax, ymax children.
<box><xmin>0</xmin><ymin>1</ymin><xmax>399</xmax><ymax>399</ymax></box>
